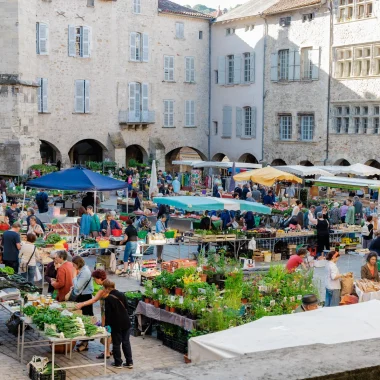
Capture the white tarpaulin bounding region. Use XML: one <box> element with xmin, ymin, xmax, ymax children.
<box><xmin>188</xmin><ymin>300</ymin><xmax>380</xmax><ymax>363</ymax></box>
<box><xmin>172</xmin><ymin>160</ymin><xmax>262</xmax><ymax>169</ymax></box>
<box><xmin>327</xmin><ymin>163</ymin><xmax>380</xmax><ymax>177</ymax></box>
<box><xmin>273</xmin><ymin>165</ymin><xmax>332</xmax><ymax>177</ymax></box>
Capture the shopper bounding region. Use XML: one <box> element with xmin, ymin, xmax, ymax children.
<box><xmin>87</xmin><ymin>206</ymin><xmax>100</xmax><ymax>238</ymax></box>
<box><xmin>353</xmin><ymin>196</ymin><xmax>363</xmax><ymax>225</ymax></box>
<box><xmin>26</xmin><ymin>208</ymin><xmax>45</xmax><ymax>232</ymax></box>
<box><xmin>369</xmin><ymin>231</ymin><xmax>380</xmax><ymax>255</ymax></box>
<box><xmin>291</xmin><ymin>200</ymin><xmax>302</xmax><ymax>217</ymax></box>
<box><xmin>340</xmin><ymin>201</ymin><xmax>348</xmax><ymax>223</ymax></box>
<box><xmin>362</xmin><ymin>215</ymin><xmax>374</xmax><ymax>249</ymax></box>
<box><xmin>361</xmin><ymin>252</ymin><xmax>379</xmax><ymax>281</ymax></box>
<box><xmin>305</xmin><ymin>205</ymin><xmax>317</xmax><ymax>228</ymax></box>
<box><xmin>246</xmin><ymin>192</ymin><xmax>255</xmax><ymax>203</ymax></box>
<box><xmin>325</xmin><ymin>251</ymin><xmax>343</xmax><ymax>307</ymax></box>
<box><xmin>330</xmin><ymin>202</ymin><xmax>341</xmax><ymax>226</ymax></box>
<box><xmin>220</xmin><ymin>209</ymin><xmax>233</xmax><ymax>230</ymax></box>
<box><xmin>27</xmin><ymin>216</ymin><xmax>44</xmax><ymax>237</ymax></box>
<box><xmin>82</xmin><ymin>192</ymin><xmax>95</xmax><ymax>209</ymax></box>
<box><xmin>234</xmin><ymin>184</ymin><xmax>243</xmax><ymax>199</ymax></box>
<box><xmin>322</xmin><ymin>204</ymin><xmax>329</xmax><ymax>221</ymax></box>
<box><xmin>294</xmin><ymin>294</ymin><xmax>319</xmax><ymax>313</ymax></box>
<box><xmin>172</xmin><ymin>177</ymin><xmax>181</xmax><ymax>194</ymax></box>
<box><xmin>286</xmin><ymin>248</ymin><xmax>307</xmax><ymax>273</ymax></box>
<box><xmin>35</xmin><ymin>189</ymin><xmax>49</xmax><ymax>214</ymax></box>
<box><xmin>2</xmin><ymin>221</ymin><xmax>22</xmax><ymax>273</ymax></box>
<box><xmin>0</xmin><ymin>177</ymin><xmax>7</xmax><ymax>203</ymax></box>
<box><xmin>100</xmin><ymin>212</ymin><xmax>121</xmax><ymax>237</ymax></box>
<box><xmin>314</xmin><ymin>201</ymin><xmax>325</xmax><ymax>218</ymax></box>
<box><xmin>51</xmin><ymin>250</ymin><xmax>73</xmax><ymax>302</ymax></box>
<box><xmin>263</xmin><ymin>190</ymin><xmax>275</xmax><ymax>206</ymax></box>
<box><xmin>244</xmin><ymin>211</ymin><xmax>255</xmax><ymax>230</ymax></box>
<box><xmin>241</xmin><ymin>184</ymin><xmax>249</xmax><ymax>200</ymax></box>
<box><xmin>5</xmin><ymin>201</ymin><xmax>20</xmax><ymax>226</ymax></box>
<box><xmin>103</xmin><ymin>280</ymin><xmax>133</xmax><ymax>369</ymax></box>
<box><xmin>134</xmin><ymin>191</ymin><xmax>144</xmax><ymax>212</ymax></box>
<box><xmin>155</xmin><ymin>214</ymin><xmax>166</xmax><ymax>263</ymax></box>
<box><xmin>345</xmin><ymin>199</ymin><xmax>355</xmax><ymax>225</ymax></box>
<box><xmin>251</xmin><ymin>185</ymin><xmax>261</xmax><ymax>202</ymax></box>
<box><xmin>19</xmin><ymin>233</ymin><xmax>41</xmax><ymax>283</ymax></box>
<box><xmin>119</xmin><ymin>219</ymin><xmax>138</xmax><ymax>277</ymax></box>
<box><xmin>316</xmin><ymin>212</ymin><xmax>330</xmax><ymax>258</ymax></box>
<box><xmin>79</xmin><ymin>208</ymin><xmax>92</xmax><ymax>237</ymax></box>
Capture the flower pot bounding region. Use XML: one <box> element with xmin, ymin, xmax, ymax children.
<box><xmin>170</xmin><ymin>307</ymin><xmax>176</xmax><ymax>313</ymax></box>
<box><xmin>165</xmin><ymin>305</ymin><xmax>170</xmax><ymax>312</ymax></box>
<box><xmin>175</xmin><ymin>287</ymin><xmax>183</xmax><ymax>296</ymax></box>
<box><xmin>213</xmin><ymin>274</ymin><xmax>221</xmax><ymax>283</ymax></box>
<box><xmin>241</xmin><ymin>298</ymin><xmax>248</xmax><ymax>304</ymax></box>
<box><xmin>144</xmin><ymin>298</ymin><xmax>151</xmax><ymax>304</ymax></box>
<box><xmin>184</xmin><ymin>354</ymin><xmax>192</xmax><ymax>364</ymax></box>
<box><xmin>153</xmin><ymin>300</ymin><xmax>160</xmax><ymax>308</ymax></box>
<box><xmin>200</xmin><ymin>274</ymin><xmax>207</xmax><ymax>282</ymax></box>
<box><xmin>163</xmin><ymin>288</ymin><xmax>170</xmax><ymax>295</ymax></box>
<box><xmin>160</xmin><ymin>303</ymin><xmax>166</xmax><ymax>310</ymax></box>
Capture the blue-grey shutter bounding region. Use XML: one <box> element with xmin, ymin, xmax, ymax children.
<box><xmin>38</xmin><ymin>23</ymin><xmax>48</xmax><ymax>55</ymax></box>
<box><xmin>42</xmin><ymin>78</ymin><xmax>48</xmax><ymax>112</ymax></box>
<box><xmin>234</xmin><ymin>55</ymin><xmax>241</xmax><ymax>84</ymax></box>
<box><xmin>311</xmin><ymin>48</ymin><xmax>320</xmax><ymax>80</ymax></box>
<box><xmin>294</xmin><ymin>50</ymin><xmax>301</xmax><ymax>81</ymax></box>
<box><xmin>75</xmin><ymin>80</ymin><xmax>84</xmax><ymax>112</ymax></box>
<box><xmin>84</xmin><ymin>80</ymin><xmax>90</xmax><ymax>113</ymax></box>
<box><xmin>68</xmin><ymin>25</ymin><xmax>76</xmax><ymax>57</ymax></box>
<box><xmin>218</xmin><ymin>56</ymin><xmax>226</xmax><ymax>85</ymax></box>
<box><xmin>288</xmin><ymin>51</ymin><xmax>295</xmax><ymax>81</ymax></box>
<box><xmin>236</xmin><ymin>107</ymin><xmax>242</xmax><ymax>137</ymax></box>
<box><xmin>142</xmin><ymin>34</ymin><xmax>149</xmax><ymax>62</ymax></box>
<box><xmin>81</xmin><ymin>26</ymin><xmax>91</xmax><ymax>58</ymax></box>
<box><xmin>270</xmin><ymin>53</ymin><xmax>278</xmax><ymax>82</ymax></box>
<box><xmin>37</xmin><ymin>78</ymin><xmax>42</xmax><ymax>113</ymax></box>
<box><xmin>222</xmin><ymin>106</ymin><xmax>232</xmax><ymax>137</ymax></box>
<box><xmin>142</xmin><ymin>83</ymin><xmax>149</xmax><ymax>121</ymax></box>
<box><xmin>251</xmin><ymin>107</ymin><xmax>256</xmax><ymax>138</ymax></box>
<box><xmin>129</xmin><ymin>82</ymin><xmax>136</xmax><ymax>121</ymax></box>
<box><xmin>250</xmin><ymin>52</ymin><xmax>255</xmax><ymax>82</ymax></box>
<box><xmin>130</xmin><ymin>32</ymin><xmax>137</xmax><ymax>61</ymax></box>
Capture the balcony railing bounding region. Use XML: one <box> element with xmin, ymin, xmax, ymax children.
<box><xmin>119</xmin><ymin>110</ymin><xmax>155</xmax><ymax>125</ymax></box>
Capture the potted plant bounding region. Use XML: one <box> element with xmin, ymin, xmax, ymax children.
<box><xmin>144</xmin><ymin>280</ymin><xmax>154</xmax><ymax>303</ymax></box>
<box><xmin>241</xmin><ymin>281</ymin><xmax>252</xmax><ymax>304</ymax></box>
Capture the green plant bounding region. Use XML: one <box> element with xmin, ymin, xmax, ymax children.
<box><xmin>144</xmin><ymin>280</ymin><xmax>154</xmax><ymax>298</ymax></box>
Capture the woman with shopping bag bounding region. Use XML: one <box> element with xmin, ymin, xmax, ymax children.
<box><xmin>19</xmin><ymin>233</ymin><xmax>41</xmax><ymax>284</ymax></box>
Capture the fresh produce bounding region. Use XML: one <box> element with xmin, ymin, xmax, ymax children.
<box><xmin>0</xmin><ymin>266</ymin><xmax>15</xmax><ymax>275</ymax></box>
<box><xmin>45</xmin><ymin>233</ymin><xmax>63</xmax><ymax>245</ymax></box>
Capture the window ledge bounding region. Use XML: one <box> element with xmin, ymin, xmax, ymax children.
<box><xmin>275</xmin><ymin>139</ymin><xmax>317</xmax><ymax>144</ymax></box>
<box><xmin>72</xmin><ymin>112</ymin><xmax>92</xmax><ymax>114</ymax></box>
<box><xmin>174</xmin><ymin>37</ymin><xmax>186</xmax><ymax>40</ymax></box>
<box><xmin>162</xmin><ymin>80</ymin><xmax>176</xmax><ymax>83</ymax></box>
<box><xmin>38</xmin><ymin>112</ymin><xmax>51</xmax><ymax>114</ymax></box>
<box><xmin>240</xmin><ymin>82</ymin><xmax>254</xmax><ymax>86</ymax></box>
<box><xmin>221</xmin><ymin>136</ymin><xmax>231</xmax><ymax>139</ymax></box>
<box><xmin>184</xmin><ymin>81</ymin><xmax>196</xmax><ymax>84</ymax></box>
<box><xmin>240</xmin><ymin>137</ymin><xmax>254</xmax><ymax>140</ymax></box>
<box><xmin>162</xmin><ymin>126</ymin><xmax>176</xmax><ymax>128</ymax></box>
<box><xmin>184</xmin><ymin>126</ymin><xmax>197</xmax><ymax>128</ymax></box>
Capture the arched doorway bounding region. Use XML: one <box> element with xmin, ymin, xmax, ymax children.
<box><xmin>271</xmin><ymin>159</ymin><xmax>287</xmax><ymax>166</ymax></box>
<box><xmin>365</xmin><ymin>159</ymin><xmax>380</xmax><ymax>169</ymax></box>
<box><xmin>40</xmin><ymin>140</ymin><xmax>61</xmax><ymax>164</ymax></box>
<box><xmin>69</xmin><ymin>139</ymin><xmax>105</xmax><ymax>165</ymax></box>
<box><xmin>299</xmin><ymin>160</ymin><xmax>314</xmax><ymax>166</ymax></box>
<box><xmin>238</xmin><ymin>153</ymin><xmax>258</xmax><ymax>163</ymax></box>
<box><xmin>166</xmin><ymin>147</ymin><xmax>207</xmax><ymax>173</ymax></box>
<box><xmin>212</xmin><ymin>153</ymin><xmax>230</xmax><ymax>162</ymax></box>
<box><xmin>126</xmin><ymin>145</ymin><xmax>148</xmax><ymax>167</ymax></box>
<box><xmin>334</xmin><ymin>159</ymin><xmax>350</xmax><ymax>166</ymax></box>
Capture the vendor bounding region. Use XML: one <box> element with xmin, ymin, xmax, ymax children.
<box><xmin>263</xmin><ymin>190</ymin><xmax>274</xmax><ymax>206</ymax></box>
<box><xmin>369</xmin><ymin>231</ymin><xmax>380</xmax><ymax>255</ymax></box>
<box><xmin>243</xmin><ymin>211</ymin><xmax>255</xmax><ymax>230</ymax></box>
<box><xmin>82</xmin><ymin>192</ymin><xmax>95</xmax><ymax>208</ymax></box>
<box><xmin>286</xmin><ymin>248</ymin><xmax>307</xmax><ymax>273</ymax></box>
<box><xmin>294</xmin><ymin>294</ymin><xmax>319</xmax><ymax>313</ymax></box>
<box><xmin>134</xmin><ymin>191</ymin><xmax>144</xmax><ymax>212</ymax></box>
<box><xmin>361</xmin><ymin>252</ymin><xmax>379</xmax><ymax>282</ymax></box>
<box><xmin>220</xmin><ymin>209</ymin><xmax>233</xmax><ymax>230</ymax></box>
<box><xmin>27</xmin><ymin>216</ymin><xmax>44</xmax><ymax>237</ymax></box>
<box><xmin>51</xmin><ymin>250</ymin><xmax>73</xmax><ymax>302</ymax></box>
<box><xmin>100</xmin><ymin>212</ymin><xmax>121</xmax><ymax>237</ymax></box>
<box><xmin>26</xmin><ymin>208</ymin><xmax>45</xmax><ymax>232</ymax></box>
<box><xmin>316</xmin><ymin>212</ymin><xmax>330</xmax><ymax>258</ymax></box>
<box><xmin>197</xmin><ymin>213</ymin><xmax>212</xmax><ymax>253</ymax></box>
<box><xmin>155</xmin><ymin>214</ymin><xmax>166</xmax><ymax>263</ymax></box>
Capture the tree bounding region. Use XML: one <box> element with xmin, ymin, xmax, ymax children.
<box><xmin>192</xmin><ymin>4</ymin><xmax>216</xmax><ymax>13</ymax></box>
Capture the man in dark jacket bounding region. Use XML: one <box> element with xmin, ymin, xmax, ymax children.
<box><xmin>104</xmin><ymin>281</ymin><xmax>133</xmax><ymax>369</ymax></box>
<box><xmin>234</xmin><ymin>184</ymin><xmax>243</xmax><ymax>199</ymax></box>
<box><xmin>36</xmin><ymin>189</ymin><xmax>49</xmax><ymax>213</ymax></box>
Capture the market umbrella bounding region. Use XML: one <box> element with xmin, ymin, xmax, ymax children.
<box><xmin>233</xmin><ymin>166</ymin><xmax>302</xmax><ymax>187</ymax></box>
<box><xmin>229</xmin><ymin>162</ymin><xmax>236</xmax><ymax>193</ymax></box>
<box><xmin>149</xmin><ymin>160</ymin><xmax>158</xmax><ymax>199</ymax></box>
<box><xmin>328</xmin><ymin>163</ymin><xmax>380</xmax><ymax>177</ymax></box>
<box><xmin>152</xmin><ymin>196</ymin><xmax>271</xmax><ymax>214</ymax></box>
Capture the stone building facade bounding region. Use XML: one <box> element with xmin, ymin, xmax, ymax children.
<box><xmin>0</xmin><ymin>0</ymin><xmax>211</xmax><ymax>175</ymax></box>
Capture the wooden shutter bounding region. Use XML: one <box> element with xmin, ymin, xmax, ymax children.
<box><xmin>130</xmin><ymin>32</ymin><xmax>137</xmax><ymax>61</ymax></box>
<box><xmin>250</xmin><ymin>52</ymin><xmax>255</xmax><ymax>82</ymax></box>
<box><xmin>135</xmin><ymin>82</ymin><xmax>141</xmax><ymax>120</ymax></box>
<box><xmin>270</xmin><ymin>53</ymin><xmax>278</xmax><ymax>82</ymax></box>
<box><xmin>142</xmin><ymin>34</ymin><xmax>149</xmax><ymax>62</ymax></box>
<box><xmin>251</xmin><ymin>107</ymin><xmax>257</xmax><ymax>138</ymax></box>
<box><xmin>218</xmin><ymin>56</ymin><xmax>226</xmax><ymax>85</ymax></box>
<box><xmin>169</xmin><ymin>101</ymin><xmax>174</xmax><ymax>126</ymax></box>
<box><xmin>288</xmin><ymin>51</ymin><xmax>295</xmax><ymax>81</ymax></box>
<box><xmin>236</xmin><ymin>107</ymin><xmax>242</xmax><ymax>137</ymax></box>
<box><xmin>84</xmin><ymin>80</ymin><xmax>90</xmax><ymax>113</ymax></box>
<box><xmin>185</xmin><ymin>101</ymin><xmax>190</xmax><ymax>126</ymax></box>
<box><xmin>311</xmin><ymin>48</ymin><xmax>320</xmax><ymax>80</ymax></box>
<box><xmin>293</xmin><ymin>50</ymin><xmax>301</xmax><ymax>80</ymax></box>
<box><xmin>190</xmin><ymin>100</ymin><xmax>195</xmax><ymax>126</ymax></box>
<box><xmin>75</xmin><ymin>80</ymin><xmax>85</xmax><ymax>113</ymax></box>
<box><xmin>169</xmin><ymin>56</ymin><xmax>174</xmax><ymax>81</ymax></box>
<box><xmin>164</xmin><ymin>100</ymin><xmax>169</xmax><ymax>126</ymax></box>
<box><xmin>81</xmin><ymin>26</ymin><xmax>91</xmax><ymax>58</ymax></box>
<box><xmin>37</xmin><ymin>78</ymin><xmax>42</xmax><ymax>113</ymax></box>
<box><xmin>42</xmin><ymin>78</ymin><xmax>48</xmax><ymax>112</ymax></box>
<box><xmin>185</xmin><ymin>57</ymin><xmax>190</xmax><ymax>82</ymax></box>
<box><xmin>68</xmin><ymin>25</ymin><xmax>76</xmax><ymax>57</ymax></box>
<box><xmin>38</xmin><ymin>23</ymin><xmax>48</xmax><ymax>55</ymax></box>
<box><xmin>234</xmin><ymin>55</ymin><xmax>241</xmax><ymax>84</ymax></box>
<box><xmin>129</xmin><ymin>82</ymin><xmax>136</xmax><ymax>121</ymax></box>
<box><xmin>222</xmin><ymin>106</ymin><xmax>232</xmax><ymax>137</ymax></box>
<box><xmin>142</xmin><ymin>83</ymin><xmax>149</xmax><ymax>121</ymax></box>
<box><xmin>190</xmin><ymin>57</ymin><xmax>195</xmax><ymax>82</ymax></box>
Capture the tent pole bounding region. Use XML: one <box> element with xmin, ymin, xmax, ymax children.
<box><xmin>22</xmin><ymin>188</ymin><xmax>27</xmax><ymax>212</ymax></box>
<box><xmin>94</xmin><ymin>190</ymin><xmax>97</xmax><ymax>214</ymax></box>
<box><xmin>126</xmin><ymin>187</ymin><xmax>129</xmax><ymax>214</ymax></box>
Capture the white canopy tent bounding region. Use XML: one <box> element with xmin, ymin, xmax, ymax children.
<box><xmin>314</xmin><ymin>176</ymin><xmax>380</xmax><ymax>190</ymax></box>
<box><xmin>273</xmin><ymin>165</ymin><xmax>332</xmax><ymax>177</ymax></box>
<box><xmin>172</xmin><ymin>160</ymin><xmax>262</xmax><ymax>169</ymax></box>
<box><xmin>188</xmin><ymin>300</ymin><xmax>380</xmax><ymax>363</ymax></box>
<box><xmin>323</xmin><ymin>163</ymin><xmax>380</xmax><ymax>177</ymax></box>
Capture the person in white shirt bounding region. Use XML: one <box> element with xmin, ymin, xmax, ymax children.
<box><xmin>291</xmin><ymin>200</ymin><xmax>302</xmax><ymax>217</ymax></box>
<box><xmin>19</xmin><ymin>233</ymin><xmax>41</xmax><ymax>284</ymax></box>
<box><xmin>308</xmin><ymin>205</ymin><xmax>317</xmax><ymax>226</ymax></box>
<box><xmin>325</xmin><ymin>251</ymin><xmax>344</xmax><ymax>307</ymax></box>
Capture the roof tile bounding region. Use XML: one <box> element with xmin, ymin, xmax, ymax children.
<box><xmin>264</xmin><ymin>0</ymin><xmax>321</xmax><ymax>15</ymax></box>
<box><xmin>158</xmin><ymin>0</ymin><xmax>213</xmax><ymax>19</ymax></box>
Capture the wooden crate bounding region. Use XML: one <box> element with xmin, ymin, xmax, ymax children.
<box><xmin>253</xmin><ymin>255</ymin><xmax>264</xmax><ymax>262</ymax></box>
<box><xmin>171</xmin><ymin>259</ymin><xmax>197</xmax><ymax>270</ymax></box>
<box><xmin>272</xmin><ymin>253</ymin><xmax>282</xmax><ymax>262</ymax></box>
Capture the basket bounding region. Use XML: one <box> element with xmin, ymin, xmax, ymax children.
<box><xmin>98</xmin><ymin>240</ymin><xmax>110</xmax><ymax>248</ymax></box>
<box><xmin>29</xmin><ymin>362</ymin><xmax>66</xmax><ymax>380</ymax></box>
<box><xmin>112</xmin><ymin>229</ymin><xmax>122</xmax><ymax>237</ymax></box>
<box><xmin>165</xmin><ymin>230</ymin><xmax>175</xmax><ymax>239</ymax></box>
<box><xmin>138</xmin><ymin>230</ymin><xmax>148</xmax><ymax>239</ymax></box>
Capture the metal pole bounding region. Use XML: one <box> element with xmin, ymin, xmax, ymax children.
<box><xmin>94</xmin><ymin>190</ymin><xmax>97</xmax><ymax>214</ymax></box>
<box><xmin>21</xmin><ymin>188</ymin><xmax>27</xmax><ymax>212</ymax></box>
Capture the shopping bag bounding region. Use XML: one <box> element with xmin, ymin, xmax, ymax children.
<box><xmin>34</xmin><ymin>266</ymin><xmax>42</xmax><ymax>282</ymax></box>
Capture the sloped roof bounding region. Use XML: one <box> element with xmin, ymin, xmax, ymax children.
<box><xmin>158</xmin><ymin>0</ymin><xmax>213</xmax><ymax>19</ymax></box>
<box><xmin>215</xmin><ymin>0</ymin><xmax>279</xmax><ymax>22</ymax></box>
<box><xmin>264</xmin><ymin>0</ymin><xmax>321</xmax><ymax>15</ymax></box>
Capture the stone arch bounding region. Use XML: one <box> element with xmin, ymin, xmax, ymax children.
<box><xmin>334</xmin><ymin>158</ymin><xmax>351</xmax><ymax>166</ymax></box>
<box><xmin>212</xmin><ymin>153</ymin><xmax>230</xmax><ymax>162</ymax></box>
<box><xmin>165</xmin><ymin>146</ymin><xmax>207</xmax><ymax>173</ymax></box>
<box><xmin>299</xmin><ymin>160</ymin><xmax>314</xmax><ymax>166</ymax></box>
<box><xmin>68</xmin><ymin>139</ymin><xmax>107</xmax><ymax>165</ymax></box>
<box><xmin>271</xmin><ymin>158</ymin><xmax>287</xmax><ymax>166</ymax></box>
<box><xmin>126</xmin><ymin>144</ymin><xmax>148</xmax><ymax>166</ymax></box>
<box><xmin>40</xmin><ymin>140</ymin><xmax>62</xmax><ymax>164</ymax></box>
<box><xmin>238</xmin><ymin>153</ymin><xmax>258</xmax><ymax>164</ymax></box>
<box><xmin>365</xmin><ymin>159</ymin><xmax>380</xmax><ymax>169</ymax></box>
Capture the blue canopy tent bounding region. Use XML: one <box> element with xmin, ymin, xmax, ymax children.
<box><xmin>26</xmin><ymin>166</ymin><xmax>127</xmax><ymax>213</ymax></box>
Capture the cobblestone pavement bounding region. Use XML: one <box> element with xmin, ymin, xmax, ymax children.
<box><xmin>0</xmin><ymin>244</ymin><xmax>364</xmax><ymax>379</ymax></box>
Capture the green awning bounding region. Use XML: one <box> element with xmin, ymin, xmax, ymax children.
<box><xmin>314</xmin><ymin>182</ymin><xmax>362</xmax><ymax>190</ymax></box>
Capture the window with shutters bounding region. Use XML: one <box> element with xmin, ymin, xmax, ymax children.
<box><xmin>301</xmin><ymin>47</ymin><xmax>313</xmax><ymax>79</ymax></box>
<box><xmin>279</xmin><ymin>115</ymin><xmax>292</xmax><ymax>140</ymax></box>
<box><xmin>227</xmin><ymin>55</ymin><xmax>234</xmax><ymax>84</ymax></box>
<box><xmin>163</xmin><ymin>100</ymin><xmax>174</xmax><ymax>127</ymax></box>
<box><xmin>37</xmin><ymin>78</ymin><xmax>48</xmax><ymax>113</ymax></box>
<box><xmin>243</xmin><ymin>52</ymin><xmax>254</xmax><ymax>83</ymax></box>
<box><xmin>185</xmin><ymin>57</ymin><xmax>195</xmax><ymax>83</ymax></box>
<box><xmin>278</xmin><ymin>50</ymin><xmax>289</xmax><ymax>81</ymax></box>
<box><xmin>374</xmin><ymin>117</ymin><xmax>380</xmax><ymax>134</ymax></box>
<box><xmin>244</xmin><ymin>107</ymin><xmax>252</xmax><ymax>136</ymax></box>
<box><xmin>68</xmin><ymin>26</ymin><xmax>91</xmax><ymax>58</ymax></box>
<box><xmin>185</xmin><ymin>100</ymin><xmax>195</xmax><ymax>127</ymax></box>
<box><xmin>164</xmin><ymin>55</ymin><xmax>175</xmax><ymax>81</ymax></box>
<box><xmin>36</xmin><ymin>22</ymin><xmax>49</xmax><ymax>55</ymax></box>
<box><xmin>300</xmin><ymin>115</ymin><xmax>314</xmax><ymax>141</ymax></box>
<box><xmin>74</xmin><ymin>80</ymin><xmax>90</xmax><ymax>113</ymax></box>
<box><xmin>130</xmin><ymin>32</ymin><xmax>149</xmax><ymax>62</ymax></box>
<box><xmin>128</xmin><ymin>82</ymin><xmax>150</xmax><ymax>123</ymax></box>
<box><xmin>338</xmin><ymin>0</ymin><xmax>373</xmax><ymax>22</ymax></box>
<box><xmin>175</xmin><ymin>22</ymin><xmax>184</xmax><ymax>39</ymax></box>
<box><xmin>133</xmin><ymin>0</ymin><xmax>141</xmax><ymax>14</ymax></box>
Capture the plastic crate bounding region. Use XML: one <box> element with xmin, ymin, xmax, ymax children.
<box><xmin>29</xmin><ymin>363</ymin><xmax>66</xmax><ymax>380</ymax></box>
<box><xmin>172</xmin><ymin>340</ymin><xmax>188</xmax><ymax>354</ymax></box>
<box><xmin>163</xmin><ymin>336</ymin><xmax>174</xmax><ymax>349</ymax></box>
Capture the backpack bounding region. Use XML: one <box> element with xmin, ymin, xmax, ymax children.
<box><xmin>362</xmin><ymin>223</ymin><xmax>371</xmax><ymax>237</ymax></box>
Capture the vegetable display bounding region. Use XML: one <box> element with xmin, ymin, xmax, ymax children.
<box><xmin>0</xmin><ymin>267</ymin><xmax>15</xmax><ymax>275</ymax></box>
<box><xmin>45</xmin><ymin>234</ymin><xmax>63</xmax><ymax>245</ymax></box>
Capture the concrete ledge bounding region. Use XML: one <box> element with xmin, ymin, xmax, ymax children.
<box><xmin>93</xmin><ymin>338</ymin><xmax>380</xmax><ymax>380</ymax></box>
<box><xmin>0</xmin><ymin>74</ymin><xmax>38</xmax><ymax>87</ymax></box>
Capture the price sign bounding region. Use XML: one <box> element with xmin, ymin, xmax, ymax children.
<box><xmin>179</xmin><ymin>296</ymin><xmax>184</xmax><ymax>304</ymax></box>
<box><xmin>153</xmin><ymin>288</ymin><xmax>157</xmax><ymax>294</ymax></box>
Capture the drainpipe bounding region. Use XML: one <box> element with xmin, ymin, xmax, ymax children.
<box><xmin>207</xmin><ymin>20</ymin><xmax>212</xmax><ymax>161</ymax></box>
<box><xmin>259</xmin><ymin>13</ymin><xmax>268</xmax><ymax>163</ymax></box>
<box><xmin>324</xmin><ymin>1</ymin><xmax>333</xmax><ymax>166</ymax></box>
